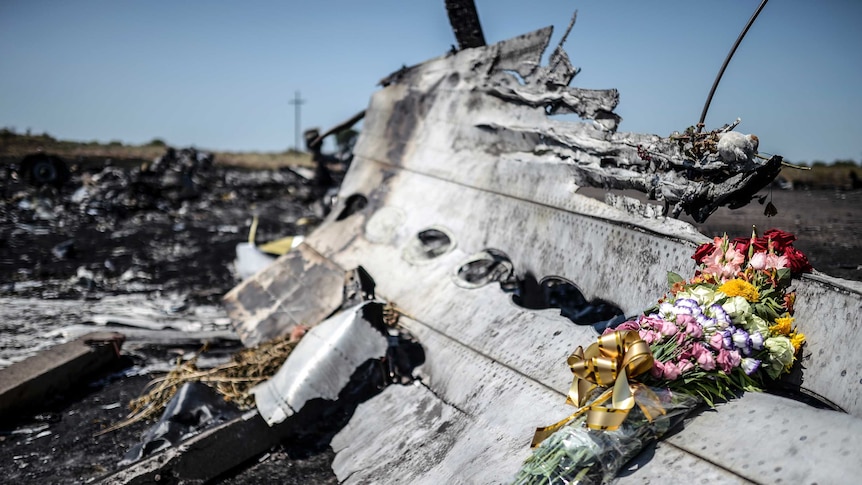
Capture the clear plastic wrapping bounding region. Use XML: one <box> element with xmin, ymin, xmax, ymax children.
<box><xmin>514</xmin><ymin>388</ymin><xmax>700</xmax><ymax>485</ymax></box>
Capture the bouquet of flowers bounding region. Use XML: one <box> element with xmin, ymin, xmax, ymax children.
<box><xmin>514</xmin><ymin>228</ymin><xmax>811</xmax><ymax>485</ymax></box>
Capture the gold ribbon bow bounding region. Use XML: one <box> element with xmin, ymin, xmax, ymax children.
<box><xmin>531</xmin><ymin>330</ymin><xmax>661</xmax><ymax>448</ymax></box>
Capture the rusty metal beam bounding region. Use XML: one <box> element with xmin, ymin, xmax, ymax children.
<box><xmin>445</xmin><ymin>0</ymin><xmax>486</xmax><ymax>49</ymax></box>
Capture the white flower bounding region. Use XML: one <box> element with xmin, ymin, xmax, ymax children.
<box><xmin>722</xmin><ymin>296</ymin><xmax>751</xmax><ymax>324</ymax></box>
<box><xmin>743</xmin><ymin>314</ymin><xmax>769</xmax><ymax>336</ymax></box>
<box><xmin>764</xmin><ymin>336</ymin><xmax>795</xmax><ymax>378</ymax></box>
<box><xmin>678</xmin><ymin>286</ymin><xmax>724</xmax><ymax>307</ymax></box>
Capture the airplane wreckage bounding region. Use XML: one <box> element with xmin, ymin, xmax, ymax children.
<box><xmin>7</xmin><ymin>8</ymin><xmax>862</xmax><ymax>485</ymax></box>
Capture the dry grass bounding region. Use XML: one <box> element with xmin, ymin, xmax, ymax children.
<box><xmin>0</xmin><ymin>130</ymin><xmax>313</xmax><ymax>169</ymax></box>
<box><xmin>215</xmin><ymin>150</ymin><xmax>313</xmax><ymax>169</ymax></box>
<box><xmin>779</xmin><ymin>164</ymin><xmax>862</xmax><ymax>190</ymax></box>
<box><xmin>97</xmin><ymin>334</ymin><xmax>300</xmax><ymax>435</ymax></box>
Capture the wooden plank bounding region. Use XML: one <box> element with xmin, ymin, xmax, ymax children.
<box><xmin>55</xmin><ymin>324</ymin><xmax>239</xmax><ymax>346</ymax></box>
<box><xmin>0</xmin><ymin>332</ymin><xmax>124</xmax><ymax>418</ymax></box>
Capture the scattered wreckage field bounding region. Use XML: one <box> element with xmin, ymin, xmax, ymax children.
<box><xmin>0</xmin><ymin>151</ymin><xmax>344</xmax><ymax>484</ymax></box>
<box><xmin>1</xmin><ymin>150</ymin><xmax>323</xmax><ymax>303</ymax></box>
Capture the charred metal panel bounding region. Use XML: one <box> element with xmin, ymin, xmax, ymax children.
<box><xmin>227</xmin><ymin>23</ymin><xmax>862</xmax><ymax>484</ymax></box>
<box><xmin>223</xmin><ymin>244</ymin><xmax>344</xmax><ymax>346</ymax></box>
<box><xmin>354</xmin><ymin>26</ymin><xmax>779</xmax><ymax>222</ymax></box>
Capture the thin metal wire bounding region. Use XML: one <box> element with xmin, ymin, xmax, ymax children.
<box><xmin>697</xmin><ymin>0</ymin><xmax>769</xmax><ymax>133</ymax></box>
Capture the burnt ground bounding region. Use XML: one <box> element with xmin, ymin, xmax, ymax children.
<box><xmin>0</xmin><ymin>153</ymin><xmax>860</xmax><ymax>484</ymax></box>
<box><xmin>0</xmin><ymin>153</ymin><xmax>341</xmax><ymax>484</ymax></box>
<box><xmin>0</xmin><ymin>152</ymin><xmax>323</xmax><ymax>303</ymax></box>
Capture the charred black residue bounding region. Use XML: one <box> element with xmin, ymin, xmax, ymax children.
<box><xmin>383</xmin><ymin>80</ymin><xmax>442</xmax><ymax>165</ymax></box>
<box><xmin>335</xmin><ymin>193</ymin><xmax>368</xmax><ymax>221</ymax></box>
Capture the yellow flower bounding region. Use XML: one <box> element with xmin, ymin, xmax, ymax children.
<box><xmin>718</xmin><ymin>279</ymin><xmax>760</xmax><ymax>302</ymax></box>
<box><xmin>790</xmin><ymin>332</ymin><xmax>806</xmax><ymax>351</ymax></box>
<box><xmin>769</xmin><ymin>315</ymin><xmax>794</xmax><ymax>336</ymax></box>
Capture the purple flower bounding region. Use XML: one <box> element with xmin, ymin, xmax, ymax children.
<box><xmin>732</xmin><ymin>328</ymin><xmax>752</xmax><ymax>355</ymax></box>
<box><xmin>696</xmin><ymin>314</ymin><xmax>717</xmax><ymax>332</ymax></box>
<box><xmin>749</xmin><ymin>332</ymin><xmax>764</xmax><ymax>351</ymax></box>
<box><xmin>722</xmin><ymin>329</ymin><xmax>735</xmax><ymax>350</ymax></box>
<box><xmin>741</xmin><ymin>357</ymin><xmax>761</xmax><ymax>375</ymax></box>
<box><xmin>676</xmin><ymin>299</ymin><xmax>700</xmax><ymax>311</ymax></box>
<box><xmin>709</xmin><ymin>304</ymin><xmax>732</xmax><ymax>327</ymax></box>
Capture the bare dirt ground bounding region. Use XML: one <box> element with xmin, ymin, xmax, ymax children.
<box><xmin>685</xmin><ymin>188</ymin><xmax>862</xmax><ymax>281</ymax></box>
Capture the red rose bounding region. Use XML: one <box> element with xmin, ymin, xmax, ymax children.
<box><xmin>783</xmin><ymin>246</ymin><xmax>813</xmax><ymax>274</ymax></box>
<box><xmin>764</xmin><ymin>229</ymin><xmax>797</xmax><ymax>251</ymax></box>
<box><xmin>734</xmin><ymin>236</ymin><xmax>769</xmax><ymax>255</ymax></box>
<box><xmin>692</xmin><ymin>242</ymin><xmax>715</xmax><ymax>264</ymax></box>
<box><xmin>732</xmin><ymin>237</ymin><xmax>750</xmax><ymax>255</ymax></box>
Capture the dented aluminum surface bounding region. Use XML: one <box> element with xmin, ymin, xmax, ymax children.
<box><xmin>252</xmin><ymin>302</ymin><xmax>388</xmax><ymax>426</ymax></box>
<box><xmin>227</xmin><ymin>24</ymin><xmax>862</xmax><ymax>485</ymax></box>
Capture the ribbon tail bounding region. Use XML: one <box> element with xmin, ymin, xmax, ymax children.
<box><xmin>586</xmin><ymin>370</ymin><xmax>636</xmax><ymax>431</ymax></box>
<box><xmin>531</xmin><ymin>413</ymin><xmax>576</xmax><ymax>448</ymax></box>
<box><xmin>532</xmin><ymin>389</ymin><xmax>613</xmax><ymax>448</ymax></box>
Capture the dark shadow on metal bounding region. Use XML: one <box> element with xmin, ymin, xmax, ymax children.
<box><xmin>454</xmin><ymin>248</ymin><xmax>517</xmax><ymax>290</ymax></box>
<box><xmin>511</xmin><ymin>273</ymin><xmax>626</xmax><ymax>327</ymax></box>
<box><xmin>335</xmin><ymin>194</ymin><xmax>368</xmax><ymax>221</ymax></box>
<box><xmin>403</xmin><ymin>227</ymin><xmax>455</xmax><ymax>264</ymax></box>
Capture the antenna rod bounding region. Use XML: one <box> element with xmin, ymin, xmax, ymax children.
<box><xmin>289</xmin><ymin>91</ymin><xmax>306</xmax><ymax>151</ymax></box>
<box><xmin>697</xmin><ymin>0</ymin><xmax>769</xmax><ymax>133</ymax></box>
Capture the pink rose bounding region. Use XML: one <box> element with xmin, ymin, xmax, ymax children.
<box><xmin>676</xmin><ymin>360</ymin><xmax>694</xmax><ymax>374</ymax></box>
<box><xmin>749</xmin><ymin>252</ymin><xmax>767</xmax><ymax>270</ymax></box>
<box><xmin>658</xmin><ymin>320</ymin><xmax>678</xmax><ymax>336</ymax></box>
<box><xmin>696</xmin><ymin>348</ymin><xmax>717</xmax><ymax>371</ymax></box>
<box><xmin>662</xmin><ymin>362</ymin><xmax>682</xmax><ymax>380</ymax></box>
<box><xmin>639</xmin><ymin>329</ymin><xmax>660</xmax><ymax>344</ymax></box>
<box><xmin>716</xmin><ymin>349</ymin><xmax>741</xmax><ymax>373</ymax></box>
<box><xmin>677</xmin><ymin>314</ymin><xmax>703</xmax><ymax>339</ymax></box>
<box><xmin>689</xmin><ymin>342</ymin><xmax>706</xmax><ymax>358</ymax></box>
<box><xmin>638</xmin><ymin>315</ymin><xmax>664</xmax><ymax>331</ymax></box>
<box><xmin>650</xmin><ymin>360</ymin><xmax>665</xmax><ymax>379</ymax></box>
<box><xmin>709</xmin><ymin>332</ymin><xmax>724</xmax><ymax>351</ymax></box>
<box><xmin>616</xmin><ymin>320</ymin><xmax>641</xmax><ymax>332</ymax></box>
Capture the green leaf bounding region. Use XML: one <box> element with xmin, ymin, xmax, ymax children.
<box><xmin>776</xmin><ymin>268</ymin><xmax>792</xmax><ymax>287</ymax></box>
<box><xmin>667</xmin><ymin>272</ymin><xmax>684</xmax><ymax>287</ymax></box>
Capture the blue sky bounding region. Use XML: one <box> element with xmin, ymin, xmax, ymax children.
<box><xmin>1</xmin><ymin>1</ymin><xmax>860</xmax><ymax>163</ymax></box>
